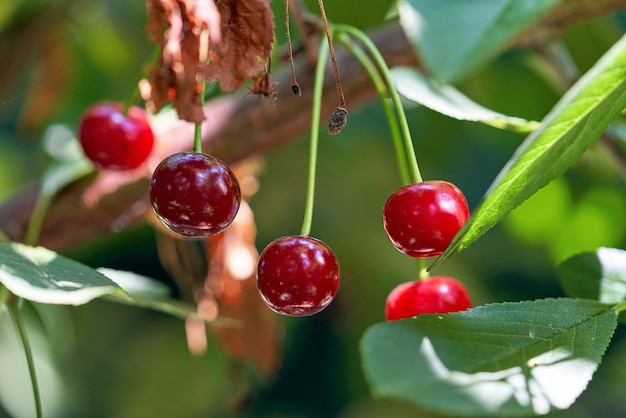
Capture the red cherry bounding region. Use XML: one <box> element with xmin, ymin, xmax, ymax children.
<box><xmin>78</xmin><ymin>102</ymin><xmax>154</xmax><ymax>170</ymax></box>
<box><xmin>257</xmin><ymin>236</ymin><xmax>340</xmax><ymax>316</ymax></box>
<box><xmin>383</xmin><ymin>181</ymin><xmax>469</xmax><ymax>257</ymax></box>
<box><xmin>385</xmin><ymin>276</ymin><xmax>472</xmax><ymax>320</ymax></box>
<box><xmin>149</xmin><ymin>152</ymin><xmax>241</xmax><ymax>238</ymax></box>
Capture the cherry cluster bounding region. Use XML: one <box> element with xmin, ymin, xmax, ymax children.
<box><xmin>383</xmin><ymin>181</ymin><xmax>472</xmax><ymax>320</ymax></box>
<box><xmin>77</xmin><ymin>102</ymin><xmax>241</xmax><ymax>239</ymax></box>
<box><xmin>77</xmin><ymin>102</ymin><xmax>339</xmax><ymax>317</ymax></box>
<box><xmin>77</xmin><ymin>102</ymin><xmax>471</xmax><ymax>320</ymax></box>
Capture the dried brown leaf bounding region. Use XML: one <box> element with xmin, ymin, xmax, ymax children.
<box><xmin>203</xmin><ymin>198</ymin><xmax>281</xmax><ymax>379</ymax></box>
<box><xmin>204</xmin><ymin>0</ymin><xmax>275</xmax><ymax>92</ymax></box>
<box><xmin>248</xmin><ymin>67</ymin><xmax>278</xmax><ymax>98</ymax></box>
<box><xmin>143</xmin><ymin>0</ymin><xmax>221</xmax><ymax>123</ymax></box>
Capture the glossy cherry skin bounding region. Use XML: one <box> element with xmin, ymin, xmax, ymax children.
<box><xmin>78</xmin><ymin>102</ymin><xmax>154</xmax><ymax>170</ymax></box>
<box><xmin>257</xmin><ymin>236</ymin><xmax>340</xmax><ymax>316</ymax></box>
<box><xmin>385</xmin><ymin>276</ymin><xmax>472</xmax><ymax>321</ymax></box>
<box><xmin>150</xmin><ymin>152</ymin><xmax>241</xmax><ymax>238</ymax></box>
<box><xmin>383</xmin><ymin>181</ymin><xmax>469</xmax><ymax>257</ymax></box>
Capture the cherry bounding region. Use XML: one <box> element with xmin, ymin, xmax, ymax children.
<box><xmin>149</xmin><ymin>152</ymin><xmax>241</xmax><ymax>237</ymax></box>
<box><xmin>385</xmin><ymin>276</ymin><xmax>472</xmax><ymax>320</ymax></box>
<box><xmin>256</xmin><ymin>236</ymin><xmax>340</xmax><ymax>316</ymax></box>
<box><xmin>78</xmin><ymin>102</ymin><xmax>154</xmax><ymax>170</ymax></box>
<box><xmin>383</xmin><ymin>180</ymin><xmax>469</xmax><ymax>258</ymax></box>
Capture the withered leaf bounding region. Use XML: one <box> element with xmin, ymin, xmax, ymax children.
<box><xmin>143</xmin><ymin>0</ymin><xmax>222</xmax><ymax>123</ymax></box>
<box><xmin>204</xmin><ymin>199</ymin><xmax>281</xmax><ymax>379</ymax></box>
<box><xmin>204</xmin><ymin>0</ymin><xmax>275</xmax><ymax>92</ymax></box>
<box><xmin>249</xmin><ymin>68</ymin><xmax>278</xmax><ymax>98</ymax></box>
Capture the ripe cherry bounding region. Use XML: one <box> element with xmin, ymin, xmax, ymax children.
<box><xmin>78</xmin><ymin>102</ymin><xmax>154</xmax><ymax>170</ymax></box>
<box><xmin>383</xmin><ymin>180</ymin><xmax>469</xmax><ymax>258</ymax></box>
<box><xmin>150</xmin><ymin>152</ymin><xmax>241</xmax><ymax>238</ymax></box>
<box><xmin>257</xmin><ymin>236</ymin><xmax>340</xmax><ymax>316</ymax></box>
<box><xmin>385</xmin><ymin>276</ymin><xmax>472</xmax><ymax>320</ymax></box>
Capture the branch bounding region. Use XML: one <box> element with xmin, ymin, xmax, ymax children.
<box><xmin>0</xmin><ymin>23</ymin><xmax>418</xmax><ymax>250</ymax></box>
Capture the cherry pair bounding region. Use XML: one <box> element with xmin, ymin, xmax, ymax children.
<box><xmin>382</xmin><ymin>180</ymin><xmax>472</xmax><ymax>320</ymax></box>
<box><xmin>79</xmin><ymin>102</ymin><xmax>241</xmax><ymax>238</ymax></box>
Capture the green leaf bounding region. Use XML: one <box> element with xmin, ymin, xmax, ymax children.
<box><xmin>0</xmin><ymin>244</ymin><xmax>220</xmax><ymax>322</ymax></box>
<box><xmin>361</xmin><ymin>298</ymin><xmax>617</xmax><ymax>416</ymax></box>
<box><xmin>392</xmin><ymin>66</ymin><xmax>540</xmax><ymax>132</ymax></box>
<box><xmin>398</xmin><ymin>0</ymin><xmax>562</xmax><ymax>82</ymax></box>
<box><xmin>558</xmin><ymin>248</ymin><xmax>626</xmax><ymax>304</ymax></box>
<box><xmin>433</xmin><ymin>33</ymin><xmax>626</xmax><ymax>268</ymax></box>
<box><xmin>96</xmin><ymin>268</ymin><xmax>214</xmax><ymax>322</ymax></box>
<box><xmin>0</xmin><ymin>243</ymin><xmax>123</xmax><ymax>305</ymax></box>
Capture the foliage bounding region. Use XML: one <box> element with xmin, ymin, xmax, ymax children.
<box><xmin>0</xmin><ymin>0</ymin><xmax>625</xmax><ymax>417</ymax></box>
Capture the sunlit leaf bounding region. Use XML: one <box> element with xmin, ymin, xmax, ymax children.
<box><xmin>398</xmin><ymin>0</ymin><xmax>562</xmax><ymax>82</ymax></box>
<box><xmin>98</xmin><ymin>268</ymin><xmax>212</xmax><ymax>321</ymax></box>
<box><xmin>0</xmin><ymin>243</ymin><xmax>123</xmax><ymax>305</ymax></box>
<box><xmin>558</xmin><ymin>247</ymin><xmax>626</xmax><ymax>304</ymax></box>
<box><xmin>0</xmin><ymin>244</ymin><xmax>219</xmax><ymax>322</ymax></box>
<box><xmin>361</xmin><ymin>298</ymin><xmax>617</xmax><ymax>416</ymax></box>
<box><xmin>97</xmin><ymin>267</ymin><xmax>171</xmax><ymax>300</ymax></box>
<box><xmin>433</xmin><ymin>33</ymin><xmax>626</xmax><ymax>268</ymax></box>
<box><xmin>392</xmin><ymin>66</ymin><xmax>540</xmax><ymax>132</ymax></box>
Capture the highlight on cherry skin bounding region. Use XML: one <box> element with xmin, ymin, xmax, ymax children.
<box><xmin>385</xmin><ymin>276</ymin><xmax>472</xmax><ymax>321</ymax></box>
<box><xmin>383</xmin><ymin>180</ymin><xmax>469</xmax><ymax>258</ymax></box>
<box><xmin>256</xmin><ymin>235</ymin><xmax>340</xmax><ymax>316</ymax></box>
<box><xmin>150</xmin><ymin>152</ymin><xmax>241</xmax><ymax>238</ymax></box>
<box><xmin>78</xmin><ymin>102</ymin><xmax>155</xmax><ymax>170</ymax></box>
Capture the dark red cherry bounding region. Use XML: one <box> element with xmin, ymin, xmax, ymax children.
<box><xmin>385</xmin><ymin>276</ymin><xmax>472</xmax><ymax>320</ymax></box>
<box><xmin>256</xmin><ymin>236</ymin><xmax>340</xmax><ymax>316</ymax></box>
<box><xmin>383</xmin><ymin>181</ymin><xmax>469</xmax><ymax>257</ymax></box>
<box><xmin>150</xmin><ymin>152</ymin><xmax>241</xmax><ymax>237</ymax></box>
<box><xmin>78</xmin><ymin>102</ymin><xmax>154</xmax><ymax>170</ymax></box>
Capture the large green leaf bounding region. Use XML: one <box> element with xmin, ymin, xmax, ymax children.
<box><xmin>398</xmin><ymin>0</ymin><xmax>562</xmax><ymax>82</ymax></box>
<box><xmin>433</xmin><ymin>33</ymin><xmax>626</xmax><ymax>268</ymax></box>
<box><xmin>0</xmin><ymin>243</ymin><xmax>123</xmax><ymax>305</ymax></box>
<box><xmin>391</xmin><ymin>66</ymin><xmax>540</xmax><ymax>132</ymax></box>
<box><xmin>361</xmin><ymin>298</ymin><xmax>617</xmax><ymax>416</ymax></box>
<box><xmin>558</xmin><ymin>247</ymin><xmax>626</xmax><ymax>304</ymax></box>
<box><xmin>0</xmin><ymin>243</ymin><xmax>214</xmax><ymax>321</ymax></box>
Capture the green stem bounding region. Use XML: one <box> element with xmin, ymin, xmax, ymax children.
<box><xmin>0</xmin><ymin>284</ymin><xmax>10</xmax><ymax>308</ymax></box>
<box><xmin>418</xmin><ymin>258</ymin><xmax>429</xmax><ymax>280</ymax></box>
<box><xmin>194</xmin><ymin>79</ymin><xmax>207</xmax><ymax>154</ymax></box>
<box><xmin>300</xmin><ymin>38</ymin><xmax>330</xmax><ymax>237</ymax></box>
<box><xmin>23</xmin><ymin>192</ymin><xmax>53</xmax><ymax>247</ymax></box>
<box><xmin>9</xmin><ymin>300</ymin><xmax>42</xmax><ymax>418</ymax></box>
<box><xmin>614</xmin><ymin>301</ymin><xmax>626</xmax><ymax>315</ymax></box>
<box><xmin>336</xmin><ymin>33</ymin><xmax>410</xmax><ymax>185</ymax></box>
<box><xmin>334</xmin><ymin>24</ymin><xmax>422</xmax><ymax>184</ymax></box>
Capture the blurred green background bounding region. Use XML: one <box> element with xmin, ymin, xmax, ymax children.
<box><xmin>1</xmin><ymin>0</ymin><xmax>626</xmax><ymax>417</ymax></box>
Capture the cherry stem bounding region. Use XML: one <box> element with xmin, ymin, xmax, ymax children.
<box><xmin>285</xmin><ymin>0</ymin><xmax>301</xmax><ymax>95</ymax></box>
<box><xmin>334</xmin><ymin>25</ymin><xmax>422</xmax><ymax>184</ymax></box>
<box><xmin>316</xmin><ymin>0</ymin><xmax>346</xmax><ymax>109</ymax></box>
<box><xmin>194</xmin><ymin>78</ymin><xmax>207</xmax><ymax>154</ymax></box>
<box><xmin>615</xmin><ymin>301</ymin><xmax>626</xmax><ymax>316</ymax></box>
<box><xmin>336</xmin><ymin>33</ymin><xmax>410</xmax><ymax>185</ymax></box>
<box><xmin>9</xmin><ymin>299</ymin><xmax>42</xmax><ymax>418</ymax></box>
<box><xmin>300</xmin><ymin>37</ymin><xmax>329</xmax><ymax>237</ymax></box>
<box><xmin>418</xmin><ymin>259</ymin><xmax>429</xmax><ymax>280</ymax></box>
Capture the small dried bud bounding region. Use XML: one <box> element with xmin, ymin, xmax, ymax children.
<box><xmin>328</xmin><ymin>106</ymin><xmax>348</xmax><ymax>135</ymax></box>
<box><xmin>291</xmin><ymin>83</ymin><xmax>302</xmax><ymax>96</ymax></box>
